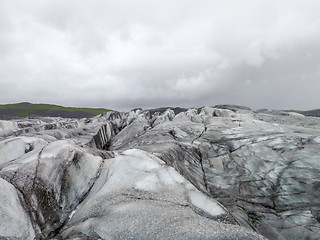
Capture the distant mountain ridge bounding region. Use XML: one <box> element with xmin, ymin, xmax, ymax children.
<box><xmin>286</xmin><ymin>109</ymin><xmax>320</xmax><ymax>117</ymax></box>
<box><xmin>0</xmin><ymin>102</ymin><xmax>111</xmax><ymax>119</ymax></box>
<box><xmin>1</xmin><ymin>102</ymin><xmax>319</xmax><ymax>119</ymax></box>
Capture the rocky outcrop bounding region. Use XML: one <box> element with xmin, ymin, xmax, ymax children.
<box><xmin>0</xmin><ymin>106</ymin><xmax>319</xmax><ymax>239</ymax></box>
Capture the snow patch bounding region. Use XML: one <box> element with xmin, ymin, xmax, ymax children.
<box><xmin>312</xmin><ymin>136</ymin><xmax>320</xmax><ymax>144</ymax></box>
<box><xmin>134</xmin><ymin>173</ymin><xmax>159</xmax><ymax>191</ymax></box>
<box><xmin>122</xmin><ymin>149</ymin><xmax>162</xmax><ymax>171</ymax></box>
<box><xmin>188</xmin><ymin>191</ymin><xmax>226</xmax><ymax>217</ymax></box>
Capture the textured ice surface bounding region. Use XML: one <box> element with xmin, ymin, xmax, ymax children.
<box><xmin>55</xmin><ymin>149</ymin><xmax>264</xmax><ymax>240</ymax></box>
<box><xmin>1</xmin><ymin>106</ymin><xmax>319</xmax><ymax>239</ymax></box>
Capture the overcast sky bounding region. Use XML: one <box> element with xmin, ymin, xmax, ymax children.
<box><xmin>1</xmin><ymin>0</ymin><xmax>320</xmax><ymax>111</ymax></box>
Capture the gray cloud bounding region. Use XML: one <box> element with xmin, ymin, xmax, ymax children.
<box><xmin>1</xmin><ymin>0</ymin><xmax>320</xmax><ymax>111</ymax></box>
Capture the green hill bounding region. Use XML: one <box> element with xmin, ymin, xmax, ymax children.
<box><xmin>0</xmin><ymin>102</ymin><xmax>112</xmax><ymax>119</ymax></box>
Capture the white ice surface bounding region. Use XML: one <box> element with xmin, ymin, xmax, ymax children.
<box><xmin>0</xmin><ymin>137</ymin><xmax>46</xmax><ymax>166</ymax></box>
<box><xmin>312</xmin><ymin>136</ymin><xmax>320</xmax><ymax>144</ymax></box>
<box><xmin>188</xmin><ymin>190</ymin><xmax>226</xmax><ymax>217</ymax></box>
<box><xmin>0</xmin><ymin>178</ymin><xmax>35</xmax><ymax>239</ymax></box>
<box><xmin>0</xmin><ymin>138</ymin><xmax>26</xmax><ymax>166</ymax></box>
<box><xmin>0</xmin><ymin>120</ymin><xmax>18</xmax><ymax>137</ymax></box>
<box><xmin>72</xmin><ymin>148</ymin><xmax>227</xmax><ymax>223</ymax></box>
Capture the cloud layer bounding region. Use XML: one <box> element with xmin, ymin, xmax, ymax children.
<box><xmin>1</xmin><ymin>0</ymin><xmax>320</xmax><ymax>110</ymax></box>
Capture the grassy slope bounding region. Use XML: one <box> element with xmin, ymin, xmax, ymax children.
<box><xmin>0</xmin><ymin>102</ymin><xmax>112</xmax><ymax>117</ymax></box>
